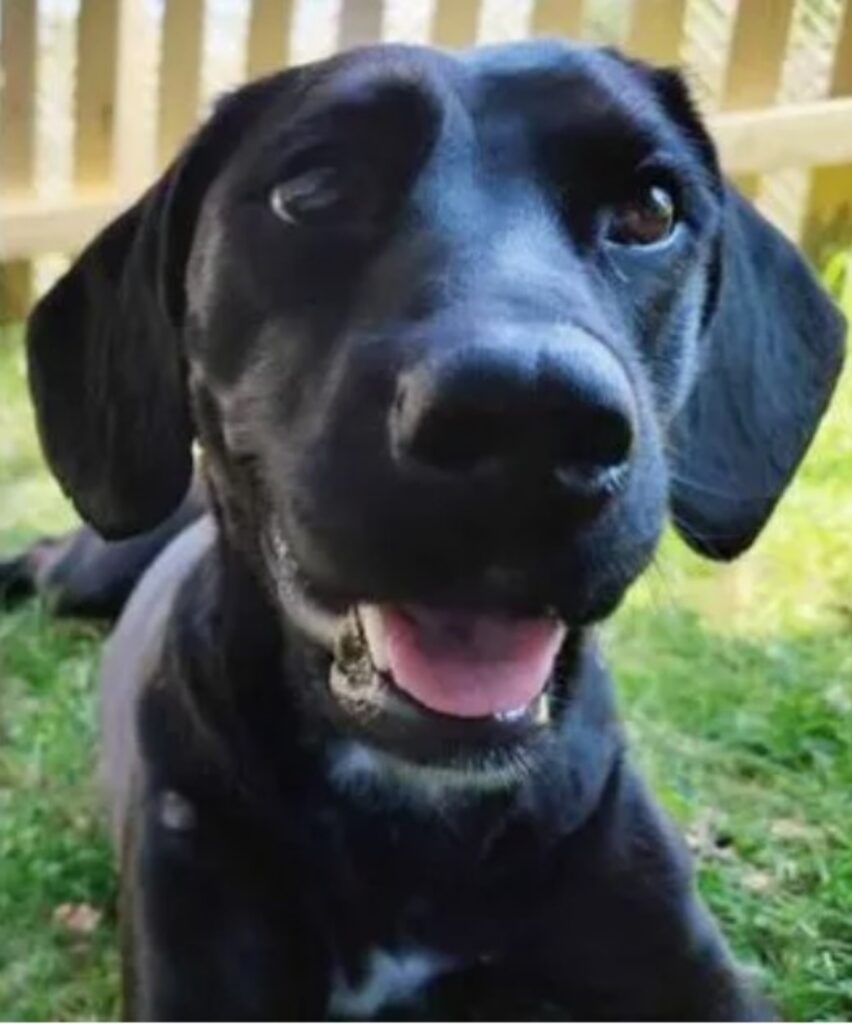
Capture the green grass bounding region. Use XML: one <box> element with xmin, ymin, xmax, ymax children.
<box><xmin>0</xmin><ymin>332</ymin><xmax>118</xmax><ymax>1020</ymax></box>
<box><xmin>1</xmin><ymin>259</ymin><xmax>851</xmax><ymax>1019</ymax></box>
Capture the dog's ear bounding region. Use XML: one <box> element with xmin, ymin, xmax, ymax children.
<box><xmin>26</xmin><ymin>76</ymin><xmax>280</xmax><ymax>539</ymax></box>
<box><xmin>669</xmin><ymin>187</ymin><xmax>846</xmax><ymax>560</ymax></box>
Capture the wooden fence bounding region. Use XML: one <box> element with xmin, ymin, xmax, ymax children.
<box><xmin>2</xmin><ymin>0</ymin><xmax>852</xmax><ymax>321</ymax></box>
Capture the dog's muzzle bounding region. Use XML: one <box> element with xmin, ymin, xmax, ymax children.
<box><xmin>264</xmin><ymin>521</ymin><xmax>577</xmax><ymax>769</ymax></box>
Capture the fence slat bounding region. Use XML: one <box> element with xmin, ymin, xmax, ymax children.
<box><xmin>720</xmin><ymin>0</ymin><xmax>795</xmax><ymax>198</ymax></box>
<box><xmin>431</xmin><ymin>0</ymin><xmax>480</xmax><ymax>48</ymax></box>
<box><xmin>247</xmin><ymin>0</ymin><xmax>294</xmax><ymax>77</ymax></box>
<box><xmin>0</xmin><ymin>258</ymin><xmax>30</xmax><ymax>322</ymax></box>
<box><xmin>113</xmin><ymin>0</ymin><xmax>155</xmax><ymax>196</ymax></box>
<box><xmin>338</xmin><ymin>0</ymin><xmax>383</xmax><ymax>49</ymax></box>
<box><xmin>804</xmin><ymin>0</ymin><xmax>852</xmax><ymax>255</ymax></box>
<box><xmin>721</xmin><ymin>0</ymin><xmax>795</xmax><ymax>111</ymax></box>
<box><xmin>157</xmin><ymin>0</ymin><xmax>205</xmax><ymax>168</ymax></box>
<box><xmin>74</xmin><ymin>0</ymin><xmax>121</xmax><ymax>190</ymax></box>
<box><xmin>625</xmin><ymin>0</ymin><xmax>686</xmax><ymax>64</ymax></box>
<box><xmin>828</xmin><ymin>0</ymin><xmax>852</xmax><ymax>96</ymax></box>
<box><xmin>0</xmin><ymin>0</ymin><xmax>37</xmax><ymax>320</ymax></box>
<box><xmin>1</xmin><ymin>0</ymin><xmax>37</xmax><ymax>191</ymax></box>
<box><xmin>530</xmin><ymin>0</ymin><xmax>584</xmax><ymax>39</ymax></box>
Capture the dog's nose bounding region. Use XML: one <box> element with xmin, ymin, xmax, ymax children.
<box><xmin>391</xmin><ymin>336</ymin><xmax>635</xmax><ymax>499</ymax></box>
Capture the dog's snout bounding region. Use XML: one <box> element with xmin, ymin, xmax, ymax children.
<box><xmin>391</xmin><ymin>336</ymin><xmax>636</xmax><ymax>499</ymax></box>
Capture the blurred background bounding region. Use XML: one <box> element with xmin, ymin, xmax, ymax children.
<box><xmin>0</xmin><ymin>1</ymin><xmax>850</xmax><ymax>1019</ymax></box>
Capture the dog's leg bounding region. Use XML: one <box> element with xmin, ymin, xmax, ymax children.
<box><xmin>122</xmin><ymin>790</ymin><xmax>327</xmax><ymax>1021</ymax></box>
<box><xmin>0</xmin><ymin>480</ymin><xmax>206</xmax><ymax>620</ymax></box>
<box><xmin>0</xmin><ymin>537</ymin><xmax>68</xmax><ymax>607</ymax></box>
<box><xmin>540</xmin><ymin>762</ymin><xmax>775</xmax><ymax>1021</ymax></box>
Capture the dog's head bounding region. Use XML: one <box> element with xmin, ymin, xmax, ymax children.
<box><xmin>28</xmin><ymin>42</ymin><xmax>844</xmax><ymax>776</ymax></box>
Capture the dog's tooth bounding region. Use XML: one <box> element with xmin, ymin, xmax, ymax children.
<box><xmin>335</xmin><ymin>610</ymin><xmax>364</xmax><ymax>666</ymax></box>
<box><xmin>358</xmin><ymin>604</ymin><xmax>390</xmax><ymax>673</ymax></box>
<box><xmin>533</xmin><ymin>693</ymin><xmax>551</xmax><ymax>727</ymax></box>
<box><xmin>495</xmin><ymin>704</ymin><xmax>528</xmax><ymax>723</ymax></box>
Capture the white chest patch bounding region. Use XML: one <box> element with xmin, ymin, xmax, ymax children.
<box><xmin>329</xmin><ymin>947</ymin><xmax>453</xmax><ymax>1019</ymax></box>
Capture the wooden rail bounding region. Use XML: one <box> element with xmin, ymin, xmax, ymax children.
<box><xmin>2</xmin><ymin>0</ymin><xmax>852</xmax><ymax>316</ymax></box>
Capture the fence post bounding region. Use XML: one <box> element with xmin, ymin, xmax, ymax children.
<box><xmin>74</xmin><ymin>0</ymin><xmax>122</xmax><ymax>192</ymax></box>
<box><xmin>75</xmin><ymin>0</ymin><xmax>150</xmax><ymax>204</ymax></box>
<box><xmin>626</xmin><ymin>0</ymin><xmax>687</xmax><ymax>65</ymax></box>
<box><xmin>157</xmin><ymin>0</ymin><xmax>205</xmax><ymax>168</ymax></box>
<box><xmin>431</xmin><ymin>0</ymin><xmax>480</xmax><ymax>47</ymax></box>
<box><xmin>247</xmin><ymin>0</ymin><xmax>295</xmax><ymax>78</ymax></box>
<box><xmin>0</xmin><ymin>0</ymin><xmax>37</xmax><ymax>322</ymax></box>
<box><xmin>530</xmin><ymin>0</ymin><xmax>584</xmax><ymax>39</ymax></box>
<box><xmin>803</xmin><ymin>0</ymin><xmax>852</xmax><ymax>259</ymax></box>
<box><xmin>113</xmin><ymin>0</ymin><xmax>154</xmax><ymax>197</ymax></box>
<box><xmin>720</xmin><ymin>0</ymin><xmax>795</xmax><ymax>197</ymax></box>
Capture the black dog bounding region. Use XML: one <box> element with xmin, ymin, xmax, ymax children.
<box><xmin>15</xmin><ymin>40</ymin><xmax>845</xmax><ymax>1020</ymax></box>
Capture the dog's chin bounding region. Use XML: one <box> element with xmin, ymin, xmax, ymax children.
<box><xmin>264</xmin><ymin>521</ymin><xmax>583</xmax><ymax>785</ymax></box>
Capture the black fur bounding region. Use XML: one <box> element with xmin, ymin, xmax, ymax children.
<box><xmin>19</xmin><ymin>41</ymin><xmax>845</xmax><ymax>1020</ymax></box>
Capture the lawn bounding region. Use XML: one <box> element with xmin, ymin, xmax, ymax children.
<box><xmin>0</xmin><ymin>260</ymin><xmax>850</xmax><ymax>1019</ymax></box>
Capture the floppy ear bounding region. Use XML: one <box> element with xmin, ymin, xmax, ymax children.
<box><xmin>669</xmin><ymin>188</ymin><xmax>846</xmax><ymax>560</ymax></box>
<box><xmin>26</xmin><ymin>77</ymin><xmax>279</xmax><ymax>539</ymax></box>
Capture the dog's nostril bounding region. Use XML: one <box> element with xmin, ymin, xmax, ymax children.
<box><xmin>557</xmin><ymin>403</ymin><xmax>634</xmax><ymax>474</ymax></box>
<box><xmin>405</xmin><ymin>405</ymin><xmax>519</xmax><ymax>474</ymax></box>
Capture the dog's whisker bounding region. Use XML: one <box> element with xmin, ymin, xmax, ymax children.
<box><xmin>264</xmin><ymin>522</ymin><xmax>346</xmax><ymax>650</ymax></box>
<box><xmin>637</xmin><ymin>555</ymin><xmax>679</xmax><ymax>615</ymax></box>
<box><xmin>667</xmin><ymin>469</ymin><xmax>775</xmax><ymax>502</ymax></box>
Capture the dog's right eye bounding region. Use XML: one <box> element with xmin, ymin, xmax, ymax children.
<box><xmin>269</xmin><ymin>168</ymin><xmax>347</xmax><ymax>226</ymax></box>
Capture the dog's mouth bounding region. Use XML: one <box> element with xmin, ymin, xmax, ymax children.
<box><xmin>340</xmin><ymin>604</ymin><xmax>564</xmax><ymax>721</ymax></box>
<box><xmin>266</xmin><ymin>522</ymin><xmax>576</xmax><ymax>768</ymax></box>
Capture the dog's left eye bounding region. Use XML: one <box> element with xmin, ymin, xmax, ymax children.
<box><xmin>605</xmin><ymin>185</ymin><xmax>676</xmax><ymax>247</ymax></box>
<box><xmin>269</xmin><ymin>168</ymin><xmax>348</xmax><ymax>226</ymax></box>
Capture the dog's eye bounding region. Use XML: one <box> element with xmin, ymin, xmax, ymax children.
<box><xmin>605</xmin><ymin>186</ymin><xmax>676</xmax><ymax>246</ymax></box>
<box><xmin>269</xmin><ymin>168</ymin><xmax>347</xmax><ymax>226</ymax></box>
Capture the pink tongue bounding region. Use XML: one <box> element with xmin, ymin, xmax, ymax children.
<box><xmin>378</xmin><ymin>606</ymin><xmax>565</xmax><ymax>719</ymax></box>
